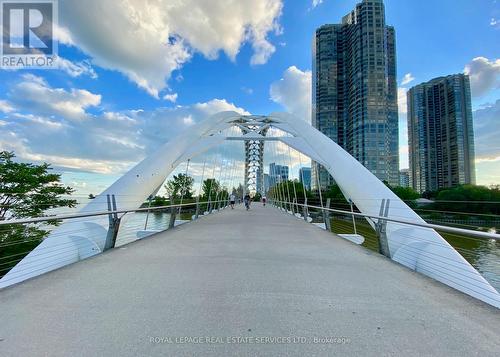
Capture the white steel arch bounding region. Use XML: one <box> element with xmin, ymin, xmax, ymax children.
<box><xmin>1</xmin><ymin>112</ymin><xmax>499</xmax><ymax>308</ymax></box>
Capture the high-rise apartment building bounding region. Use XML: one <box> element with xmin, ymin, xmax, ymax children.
<box><xmin>407</xmin><ymin>74</ymin><xmax>476</xmax><ymax>193</ymax></box>
<box><xmin>399</xmin><ymin>169</ymin><xmax>410</xmax><ymax>188</ymax></box>
<box><xmin>269</xmin><ymin>163</ymin><xmax>289</xmax><ymax>186</ymax></box>
<box><xmin>263</xmin><ymin>173</ymin><xmax>271</xmax><ymax>194</ymax></box>
<box><xmin>299</xmin><ymin>167</ymin><xmax>312</xmax><ymax>191</ymax></box>
<box><xmin>312</xmin><ymin>0</ymin><xmax>399</xmax><ymax>189</ymax></box>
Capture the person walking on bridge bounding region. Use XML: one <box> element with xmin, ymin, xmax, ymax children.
<box><xmin>229</xmin><ymin>193</ymin><xmax>236</xmax><ymax>209</ymax></box>
<box><xmin>244</xmin><ymin>193</ymin><xmax>251</xmax><ymax>210</ymax></box>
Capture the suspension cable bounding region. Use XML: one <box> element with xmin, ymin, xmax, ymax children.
<box><xmin>287</xmin><ymin>144</ymin><xmax>299</xmax><ymax>214</ymax></box>
<box><xmin>273</xmin><ymin>142</ymin><xmax>285</xmax><ymax>209</ymax></box>
<box><xmin>177</xmin><ymin>159</ymin><xmax>191</xmax><ymax>218</ymax></box>
<box><xmin>298</xmin><ymin>151</ymin><xmax>308</xmax><ymax>201</ymax></box>
<box><xmin>280</xmin><ymin>142</ymin><xmax>293</xmax><ymax>213</ymax></box>
<box><xmin>207</xmin><ymin>145</ymin><xmax>219</xmax><ymax>213</ymax></box>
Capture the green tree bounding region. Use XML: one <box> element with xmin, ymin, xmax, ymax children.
<box><xmin>0</xmin><ymin>151</ymin><xmax>77</xmax><ymax>278</ymax></box>
<box><xmin>391</xmin><ymin>186</ymin><xmax>420</xmax><ymax>201</ymax></box>
<box><xmin>234</xmin><ymin>183</ymin><xmax>244</xmax><ymax>199</ymax></box>
<box><xmin>152</xmin><ymin>195</ymin><xmax>168</xmax><ymax>207</ymax></box>
<box><xmin>382</xmin><ymin>181</ymin><xmax>420</xmax><ymax>203</ymax></box>
<box><xmin>164</xmin><ymin>173</ymin><xmax>194</xmax><ymax>203</ymax></box>
<box><xmin>324</xmin><ymin>184</ymin><xmax>347</xmax><ymax>202</ymax></box>
<box><xmin>268</xmin><ymin>180</ymin><xmax>313</xmax><ymax>203</ymax></box>
<box><xmin>219</xmin><ymin>187</ymin><xmax>229</xmax><ymax>202</ymax></box>
<box><xmin>201</xmin><ymin>178</ymin><xmax>220</xmax><ymax>200</ymax></box>
<box><xmin>433</xmin><ymin>185</ymin><xmax>500</xmax><ymax>215</ymax></box>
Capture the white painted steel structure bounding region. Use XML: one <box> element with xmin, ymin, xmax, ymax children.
<box><xmin>1</xmin><ymin>112</ymin><xmax>499</xmax><ymax>308</ymax></box>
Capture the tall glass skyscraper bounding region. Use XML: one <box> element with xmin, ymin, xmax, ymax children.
<box><xmin>312</xmin><ymin>0</ymin><xmax>399</xmax><ymax>189</ymax></box>
<box><xmin>299</xmin><ymin>167</ymin><xmax>312</xmax><ymax>191</ymax></box>
<box><xmin>269</xmin><ymin>163</ymin><xmax>289</xmax><ymax>186</ymax></box>
<box><xmin>407</xmin><ymin>74</ymin><xmax>476</xmax><ymax>193</ymax></box>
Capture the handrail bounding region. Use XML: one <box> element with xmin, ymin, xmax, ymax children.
<box><xmin>271</xmin><ymin>200</ymin><xmax>500</xmax><ymax>241</ymax></box>
<box><xmin>0</xmin><ymin>200</ymin><xmax>227</xmax><ymax>226</ymax></box>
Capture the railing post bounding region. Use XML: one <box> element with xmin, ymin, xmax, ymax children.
<box><xmin>104</xmin><ymin>194</ymin><xmax>121</xmax><ymax>251</ymax></box>
<box><xmin>208</xmin><ymin>195</ymin><xmax>213</xmax><ymax>214</ymax></box>
<box><xmin>349</xmin><ymin>199</ymin><xmax>357</xmax><ymax>235</ymax></box>
<box><xmin>195</xmin><ymin>196</ymin><xmax>200</xmax><ymax>219</ymax></box>
<box><xmin>376</xmin><ymin>199</ymin><xmax>391</xmax><ymax>258</ymax></box>
<box><xmin>169</xmin><ymin>200</ymin><xmax>177</xmax><ymax>229</ymax></box>
<box><xmin>324</xmin><ymin>198</ymin><xmax>331</xmax><ymax>231</ymax></box>
<box><xmin>144</xmin><ymin>195</ymin><xmax>152</xmax><ymax>230</ymax></box>
<box><xmin>303</xmin><ymin>197</ymin><xmax>309</xmax><ymax>222</ymax></box>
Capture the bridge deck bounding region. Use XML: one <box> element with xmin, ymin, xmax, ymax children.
<box><xmin>0</xmin><ymin>204</ymin><xmax>499</xmax><ymax>356</ymax></box>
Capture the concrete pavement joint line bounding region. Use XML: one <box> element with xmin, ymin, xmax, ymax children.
<box><xmin>0</xmin><ymin>205</ymin><xmax>499</xmax><ymax>356</ymax></box>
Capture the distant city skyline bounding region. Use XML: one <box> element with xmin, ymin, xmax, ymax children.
<box><xmin>0</xmin><ymin>0</ymin><xmax>498</xmax><ymax>196</ymax></box>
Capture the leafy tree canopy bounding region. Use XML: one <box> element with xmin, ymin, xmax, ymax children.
<box><xmin>164</xmin><ymin>173</ymin><xmax>194</xmax><ymax>201</ymax></box>
<box><xmin>0</xmin><ymin>151</ymin><xmax>76</xmax><ymax>221</ymax></box>
<box><xmin>432</xmin><ymin>185</ymin><xmax>500</xmax><ymax>215</ymax></box>
<box><xmin>0</xmin><ymin>151</ymin><xmax>77</xmax><ymax>278</ymax></box>
<box><xmin>201</xmin><ymin>178</ymin><xmax>220</xmax><ymax>200</ymax></box>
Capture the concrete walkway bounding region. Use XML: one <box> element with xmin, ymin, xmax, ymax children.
<box><xmin>0</xmin><ymin>204</ymin><xmax>499</xmax><ymax>356</ymax></box>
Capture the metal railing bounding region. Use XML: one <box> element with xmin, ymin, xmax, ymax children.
<box><xmin>0</xmin><ymin>199</ymin><xmax>230</xmax><ymax>282</ymax></box>
<box><xmin>269</xmin><ymin>200</ymin><xmax>500</xmax><ymax>240</ymax></box>
<box><xmin>269</xmin><ymin>198</ymin><xmax>500</xmax><ymax>308</ymax></box>
<box><xmin>0</xmin><ymin>200</ymin><xmax>228</xmax><ymax>226</ymax></box>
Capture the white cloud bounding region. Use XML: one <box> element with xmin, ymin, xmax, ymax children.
<box><xmin>491</xmin><ymin>18</ymin><xmax>500</xmax><ymax>29</ymax></box>
<box><xmin>54</xmin><ymin>25</ymin><xmax>74</xmax><ymax>45</ymax></box>
<box><xmin>398</xmin><ymin>87</ymin><xmax>408</xmax><ymax>114</ymax></box>
<box><xmin>241</xmin><ymin>87</ymin><xmax>254</xmax><ymax>95</ymax></box>
<box><xmin>474</xmin><ymin>99</ymin><xmax>500</xmax><ymax>186</ymax></box>
<box><xmin>163</xmin><ymin>93</ymin><xmax>178</xmax><ymax>103</ymax></box>
<box><xmin>0</xmin><ymin>100</ymin><xmax>15</xmax><ymax>113</ymax></box>
<box><xmin>12</xmin><ymin>113</ymin><xmax>65</xmax><ymax>130</ymax></box>
<box><xmin>55</xmin><ymin>57</ymin><xmax>97</xmax><ymax>79</ymax></box>
<box><xmin>0</xmin><ymin>76</ymin><xmax>250</xmax><ymax>174</ymax></box>
<box><xmin>194</xmin><ymin>99</ymin><xmax>249</xmax><ymax>116</ymax></box>
<box><xmin>473</xmin><ymin>99</ymin><xmax>500</xmax><ymax>162</ymax></box>
<box><xmin>401</xmin><ymin>73</ymin><xmax>415</xmax><ymax>86</ymax></box>
<box><xmin>398</xmin><ymin>112</ymin><xmax>409</xmax><ymax>169</ymax></box>
<box><xmin>270</xmin><ymin>66</ymin><xmax>312</xmax><ymax>121</ymax></box>
<box><xmin>464</xmin><ymin>57</ymin><xmax>500</xmax><ymax>97</ymax></box>
<box><xmin>8</xmin><ymin>74</ymin><xmax>101</xmax><ymax>121</ymax></box>
<box><xmin>182</xmin><ymin>115</ymin><xmax>194</xmax><ymax>126</ymax></box>
<box><xmin>312</xmin><ymin>0</ymin><xmax>323</xmax><ymax>8</ymax></box>
<box><xmin>103</xmin><ymin>111</ymin><xmax>137</xmax><ymax>124</ymax></box>
<box><xmin>59</xmin><ymin>0</ymin><xmax>283</xmax><ymax>97</ymax></box>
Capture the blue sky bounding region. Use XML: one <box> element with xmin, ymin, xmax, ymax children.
<box><xmin>0</xmin><ymin>0</ymin><xmax>499</xmax><ymax>196</ymax></box>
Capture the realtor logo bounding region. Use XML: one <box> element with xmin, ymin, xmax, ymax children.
<box><xmin>1</xmin><ymin>0</ymin><xmax>57</xmax><ymax>68</ymax></box>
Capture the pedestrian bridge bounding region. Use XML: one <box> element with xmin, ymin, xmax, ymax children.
<box><xmin>1</xmin><ymin>204</ymin><xmax>499</xmax><ymax>356</ymax></box>
<box><xmin>1</xmin><ymin>111</ymin><xmax>499</xmax><ymax>355</ymax></box>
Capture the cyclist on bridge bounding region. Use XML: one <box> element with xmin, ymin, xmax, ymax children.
<box><xmin>244</xmin><ymin>193</ymin><xmax>251</xmax><ymax>210</ymax></box>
